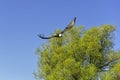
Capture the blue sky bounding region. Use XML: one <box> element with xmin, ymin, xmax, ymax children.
<box><xmin>0</xmin><ymin>0</ymin><xmax>120</xmax><ymax>80</ymax></box>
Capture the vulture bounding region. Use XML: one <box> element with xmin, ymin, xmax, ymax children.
<box><xmin>38</xmin><ymin>17</ymin><xmax>76</xmax><ymax>39</ymax></box>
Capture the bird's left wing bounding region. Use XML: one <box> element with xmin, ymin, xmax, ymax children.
<box><xmin>61</xmin><ymin>17</ymin><xmax>76</xmax><ymax>34</ymax></box>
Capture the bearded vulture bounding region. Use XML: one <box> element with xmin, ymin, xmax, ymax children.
<box><xmin>38</xmin><ymin>17</ymin><xmax>76</xmax><ymax>39</ymax></box>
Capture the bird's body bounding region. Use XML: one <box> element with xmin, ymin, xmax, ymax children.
<box><xmin>38</xmin><ymin>17</ymin><xmax>76</xmax><ymax>39</ymax></box>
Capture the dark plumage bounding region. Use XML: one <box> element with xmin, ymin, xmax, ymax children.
<box><xmin>38</xmin><ymin>17</ymin><xmax>76</xmax><ymax>39</ymax></box>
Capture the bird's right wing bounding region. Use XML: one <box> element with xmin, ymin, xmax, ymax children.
<box><xmin>38</xmin><ymin>34</ymin><xmax>53</xmax><ymax>39</ymax></box>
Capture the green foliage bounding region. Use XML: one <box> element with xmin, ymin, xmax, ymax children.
<box><xmin>111</xmin><ymin>61</ymin><xmax>120</xmax><ymax>79</ymax></box>
<box><xmin>35</xmin><ymin>25</ymin><xmax>120</xmax><ymax>80</ymax></box>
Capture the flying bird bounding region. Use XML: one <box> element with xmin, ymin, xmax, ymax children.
<box><xmin>38</xmin><ymin>17</ymin><xmax>76</xmax><ymax>39</ymax></box>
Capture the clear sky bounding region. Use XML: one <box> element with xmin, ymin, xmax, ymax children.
<box><xmin>0</xmin><ymin>0</ymin><xmax>120</xmax><ymax>80</ymax></box>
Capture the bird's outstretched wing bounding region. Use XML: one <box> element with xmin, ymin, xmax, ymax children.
<box><xmin>38</xmin><ymin>34</ymin><xmax>53</xmax><ymax>39</ymax></box>
<box><xmin>61</xmin><ymin>17</ymin><xmax>76</xmax><ymax>34</ymax></box>
<box><xmin>38</xmin><ymin>34</ymin><xmax>60</xmax><ymax>39</ymax></box>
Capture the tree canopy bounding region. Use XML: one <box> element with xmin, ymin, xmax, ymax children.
<box><xmin>35</xmin><ymin>25</ymin><xmax>120</xmax><ymax>80</ymax></box>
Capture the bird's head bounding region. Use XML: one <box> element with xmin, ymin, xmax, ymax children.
<box><xmin>59</xmin><ymin>33</ymin><xmax>62</xmax><ymax>37</ymax></box>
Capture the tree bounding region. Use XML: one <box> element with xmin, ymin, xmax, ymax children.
<box><xmin>100</xmin><ymin>55</ymin><xmax>120</xmax><ymax>80</ymax></box>
<box><xmin>35</xmin><ymin>25</ymin><xmax>120</xmax><ymax>80</ymax></box>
